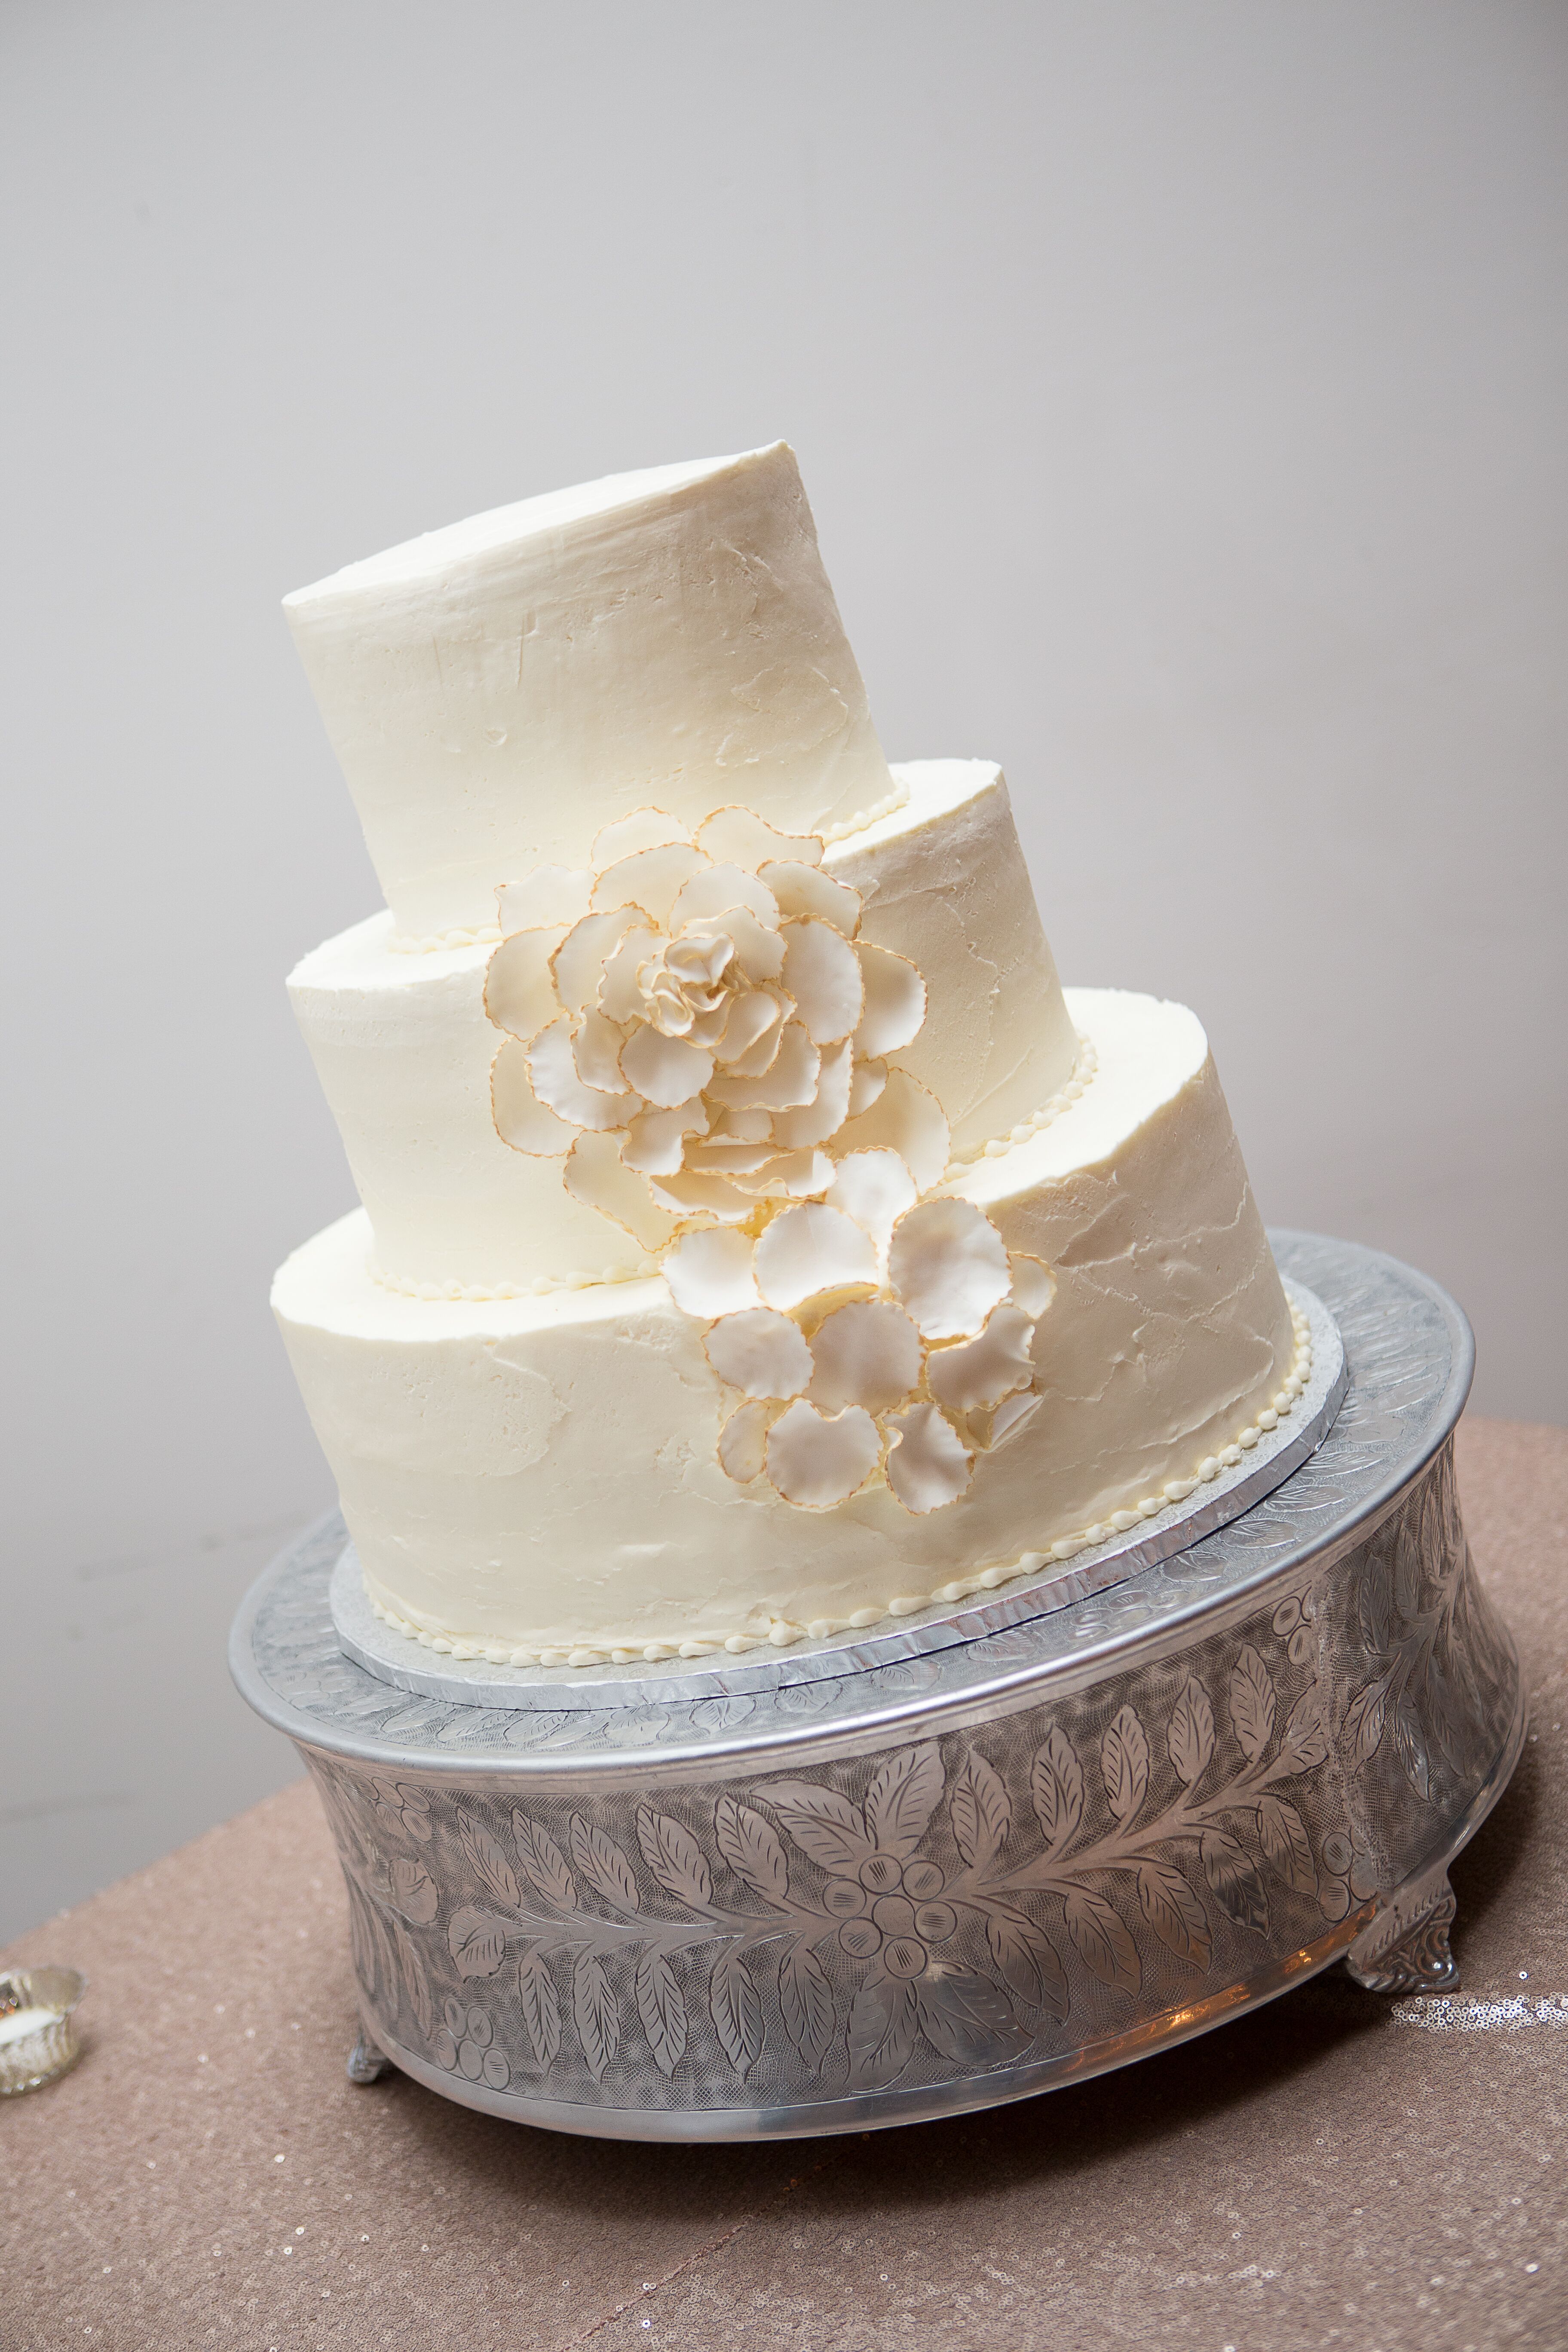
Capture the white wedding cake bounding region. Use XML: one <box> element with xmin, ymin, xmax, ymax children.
<box><xmin>273</xmin><ymin>444</ymin><xmax>1307</xmax><ymax>1668</ymax></box>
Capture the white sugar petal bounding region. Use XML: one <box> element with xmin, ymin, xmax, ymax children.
<box><xmin>853</xmin><ymin>944</ymin><xmax>926</xmax><ymax>1057</ymax></box>
<box><xmin>754</xmin><ymin>1203</ymin><xmax>879</xmax><ymax>1312</ymax></box>
<box><xmin>727</xmin><ymin>1147</ymin><xmax>836</xmax><ymax>1200</ymax></box>
<box><xmin>824</xmin><ymin>1148</ymin><xmax>918</xmax><ymax>1259</ymax></box>
<box><xmin>759</xmin><ymin>861</ymin><xmax>861</xmax><ymax>937</ymax></box>
<box><xmin>619</xmin><ymin>1024</ymin><xmax>715</xmax><ymax>1109</ymax></box>
<box><xmin>591</xmin><ymin>842</ymin><xmax>706</xmax><ymax>927</ymax></box>
<box><xmin>886</xmin><ymin>1197</ymin><xmax>1012</xmax><ymax>1340</ymax></box>
<box><xmin>496</xmin><ymin>869</ymin><xmax>591</xmax><ymax>934</ymax></box>
<box><xmin>766</xmin><ymin>1400</ymin><xmax>882</xmax><ymax>1510</ymax></box>
<box><xmin>714</xmin><ymin>987</ymin><xmax>785</xmax><ymax>1068</ymax></box>
<box><xmin>685</xmin><ymin>906</ymin><xmax>785</xmax><ymax>986</ymax></box>
<box><xmin>968</xmin><ymin>1390</ymin><xmax>1042</xmax><ymax>1453</ymax></box>
<box><xmin>591</xmin><ymin>808</ymin><xmax>692</xmax><ymax>865</ymax></box>
<box><xmin>490</xmin><ymin>1038</ymin><xmax>576</xmax><ymax>1157</ymax></box>
<box><xmin>646</xmin><ymin>1167</ymin><xmax>755</xmax><ymax>1222</ymax></box>
<box><xmin>551</xmin><ymin>908</ymin><xmax>645</xmax><ymax>1014</ymax></box>
<box><xmin>664</xmin><ymin>1225</ymin><xmax>762</xmax><ymax>1316</ymax></box>
<box><xmin>620</xmin><ymin>1098</ymin><xmax>709</xmax><ymax>1177</ymax></box>
<box><xmin>885</xmin><ymin>1401</ymin><xmax>973</xmax><ymax>1515</ymax></box>
<box><xmin>769</xmin><ymin>1037</ymin><xmax>855</xmax><ymax>1149</ymax></box>
<box><xmin>597</xmin><ymin>924</ymin><xmax>659</xmax><ymax>1022</ymax></box>
<box><xmin>707</xmin><ymin>1021</ymin><xmax>819</xmax><ymax>1110</ymax></box>
<box><xmin>704</xmin><ymin>1309</ymin><xmax>813</xmax><ymax>1400</ymax></box>
<box><xmin>669</xmin><ymin>863</ymin><xmax>779</xmax><ymax>932</ymax></box>
<box><xmin>561</xmin><ymin>1130</ymin><xmax>679</xmax><ymax>1252</ymax></box>
<box><xmin>846</xmin><ymin>1059</ymin><xmax>887</xmax><ymax>1117</ymax></box>
<box><xmin>807</xmin><ymin>1301</ymin><xmax>923</xmax><ymax>1415</ymax></box>
<box><xmin>1008</xmin><ymin>1253</ymin><xmax>1057</xmax><ymax>1320</ymax></box>
<box><xmin>696</xmin><ymin>806</ymin><xmax>822</xmax><ymax>869</ymax></box>
<box><xmin>718</xmin><ymin>1397</ymin><xmax>780</xmax><ymax>1485</ymax></box>
<box><xmin>484</xmin><ymin>928</ymin><xmax>561</xmax><ymax>1043</ymax></box>
<box><xmin>528</xmin><ymin>1017</ymin><xmax>637</xmax><ymax>1131</ymax></box>
<box><xmin>573</xmin><ymin>1008</ymin><xmax>632</xmax><ymax>1094</ymax></box>
<box><xmin>781</xmin><ymin>919</ymin><xmax>864</xmax><ymax>1045</ymax></box>
<box><xmin>834</xmin><ymin>1067</ymin><xmax>951</xmax><ymax>1192</ymax></box>
<box><xmin>926</xmin><ymin>1303</ymin><xmax>1038</xmax><ymax>1412</ymax></box>
<box><xmin>687</xmin><ymin>1137</ymin><xmax>781</xmax><ymax>1175</ymax></box>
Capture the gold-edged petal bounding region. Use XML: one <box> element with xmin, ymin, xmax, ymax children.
<box><xmin>853</xmin><ymin>943</ymin><xmax>926</xmax><ymax>1057</ymax></box>
<box><xmin>759</xmin><ymin>860</ymin><xmax>861</xmax><ymax>937</ymax></box>
<box><xmin>966</xmin><ymin>1390</ymin><xmax>1042</xmax><ymax>1453</ymax></box>
<box><xmin>823</xmin><ymin>1147</ymin><xmax>917</xmax><ymax>1259</ymax></box>
<box><xmin>926</xmin><ymin>1302</ymin><xmax>1037</xmax><ymax>1412</ymax></box>
<box><xmin>646</xmin><ymin>1167</ymin><xmax>755</xmax><ymax>1222</ymax></box>
<box><xmin>668</xmin><ymin>863</ymin><xmax>780</xmax><ymax>932</ymax></box>
<box><xmin>596</xmin><ymin>923</ymin><xmax>659</xmax><ymax>1023</ymax></box>
<box><xmin>807</xmin><ymin>1300</ymin><xmax>923</xmax><ymax>1416</ymax></box>
<box><xmin>885</xmin><ymin>1401</ymin><xmax>973</xmax><ymax>1515</ymax></box>
<box><xmin>769</xmin><ymin>1037</ymin><xmax>855</xmax><ymax>1149</ymax></box>
<box><xmin>562</xmin><ymin>1130</ymin><xmax>679</xmax><ymax>1253</ymax></box>
<box><xmin>484</xmin><ymin>928</ymin><xmax>563</xmax><ymax>1043</ymax></box>
<box><xmin>707</xmin><ymin>1021</ymin><xmax>819</xmax><ymax>1111</ymax></box>
<box><xmin>885</xmin><ymin>1197</ymin><xmax>1012</xmax><ymax>1341</ymax></box>
<box><xmin>718</xmin><ymin>1397</ymin><xmax>781</xmax><ymax>1485</ymax></box>
<box><xmin>663</xmin><ymin>1225</ymin><xmax>762</xmax><ymax>1317</ymax></box>
<box><xmin>573</xmin><ymin>1008</ymin><xmax>633</xmax><ymax>1095</ymax></box>
<box><xmin>695</xmin><ymin>806</ymin><xmax>823</xmax><ymax>869</ymax></box>
<box><xmin>727</xmin><ymin>1146</ymin><xmax>836</xmax><ymax>1201</ymax></box>
<box><xmin>766</xmin><ymin>1400</ymin><xmax>882</xmax><ymax>1510</ymax></box>
<box><xmin>591</xmin><ymin>808</ymin><xmax>692</xmax><ymax>865</ymax></box>
<box><xmin>833</xmin><ymin>1067</ymin><xmax>950</xmax><ymax>1192</ymax></box>
<box><xmin>591</xmin><ymin>842</ymin><xmax>707</xmax><ymax>927</ymax></box>
<box><xmin>620</xmin><ymin>1098</ymin><xmax>709</xmax><ymax>1177</ymax></box>
<box><xmin>704</xmin><ymin>1309</ymin><xmax>813</xmax><ymax>1401</ymax></box>
<box><xmin>551</xmin><ymin>907</ymin><xmax>648</xmax><ymax>1014</ymax></box>
<box><xmin>1008</xmin><ymin>1253</ymin><xmax>1057</xmax><ymax>1320</ymax></box>
<box><xmin>529</xmin><ymin>1016</ymin><xmax>638</xmax><ymax>1131</ymax></box>
<box><xmin>714</xmin><ymin>987</ymin><xmax>786</xmax><ymax>1068</ymax></box>
<box><xmin>620</xmin><ymin>1023</ymin><xmax>716</xmax><ymax>1109</ymax></box>
<box><xmin>683</xmin><ymin>905</ymin><xmax>785</xmax><ymax>986</ymax></box>
<box><xmin>846</xmin><ymin>1058</ymin><xmax>887</xmax><ymax>1117</ymax></box>
<box><xmin>781</xmin><ymin>919</ymin><xmax>864</xmax><ymax>1045</ymax></box>
<box><xmin>490</xmin><ymin>1037</ymin><xmax>577</xmax><ymax>1157</ymax></box>
<box><xmin>496</xmin><ymin>868</ymin><xmax>591</xmax><ymax>934</ymax></box>
<box><xmin>754</xmin><ymin>1203</ymin><xmax>879</xmax><ymax>1312</ymax></box>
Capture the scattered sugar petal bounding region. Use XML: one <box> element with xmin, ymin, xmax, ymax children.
<box><xmin>967</xmin><ymin>1390</ymin><xmax>1041</xmax><ymax>1452</ymax></box>
<box><xmin>887</xmin><ymin>1197</ymin><xmax>1012</xmax><ymax>1340</ymax></box>
<box><xmin>708</xmin><ymin>1022</ymin><xmax>820</xmax><ymax>1111</ymax></box>
<box><xmin>620</xmin><ymin>1098</ymin><xmax>709</xmax><ymax>1177</ymax></box>
<box><xmin>760</xmin><ymin>861</ymin><xmax>861</xmax><ymax>937</ymax></box>
<box><xmin>705</xmin><ymin>1310</ymin><xmax>813</xmax><ymax>1400</ymax></box>
<box><xmin>552</xmin><ymin>908</ymin><xmax>646</xmax><ymax>1014</ymax></box>
<box><xmin>496</xmin><ymin>869</ymin><xmax>591</xmax><ymax>933</ymax></box>
<box><xmin>770</xmin><ymin>1038</ymin><xmax>855</xmax><ymax>1148</ymax></box>
<box><xmin>646</xmin><ymin>1167</ymin><xmax>755</xmax><ymax>1222</ymax></box>
<box><xmin>885</xmin><ymin>1400</ymin><xmax>973</xmax><ymax>1514</ymax></box>
<box><xmin>591</xmin><ymin>843</ymin><xmax>706</xmax><ymax>928</ymax></box>
<box><xmin>669</xmin><ymin>863</ymin><xmax>779</xmax><ymax>932</ymax></box>
<box><xmin>727</xmin><ymin>1146</ymin><xmax>836</xmax><ymax>1200</ymax></box>
<box><xmin>591</xmin><ymin>808</ymin><xmax>692</xmax><ymax>865</ymax></box>
<box><xmin>853</xmin><ymin>945</ymin><xmax>926</xmax><ymax>1057</ymax></box>
<box><xmin>767</xmin><ymin>1400</ymin><xmax>882</xmax><ymax>1509</ymax></box>
<box><xmin>664</xmin><ymin>1225</ymin><xmax>761</xmax><ymax>1316</ymax></box>
<box><xmin>563</xmin><ymin>1131</ymin><xmax>678</xmax><ymax>1251</ymax></box>
<box><xmin>781</xmin><ymin>920</ymin><xmax>864</xmax><ymax>1044</ymax></box>
<box><xmin>847</xmin><ymin>1059</ymin><xmax>887</xmax><ymax>1117</ymax></box>
<box><xmin>824</xmin><ymin>1148</ymin><xmax>918</xmax><ymax>1259</ymax></box>
<box><xmin>926</xmin><ymin>1303</ymin><xmax>1037</xmax><ymax>1411</ymax></box>
<box><xmin>620</xmin><ymin>1024</ymin><xmax>715</xmax><ymax>1109</ymax></box>
<box><xmin>696</xmin><ymin>806</ymin><xmax>822</xmax><ymax>869</ymax></box>
<box><xmin>1008</xmin><ymin>1253</ymin><xmax>1057</xmax><ymax>1319</ymax></box>
<box><xmin>484</xmin><ymin>928</ymin><xmax>563</xmax><ymax>1043</ymax></box>
<box><xmin>529</xmin><ymin>1016</ymin><xmax>637</xmax><ymax>1130</ymax></box>
<box><xmin>834</xmin><ymin>1068</ymin><xmax>950</xmax><ymax>1191</ymax></box>
<box><xmin>755</xmin><ymin>1203</ymin><xmax>879</xmax><ymax>1311</ymax></box>
<box><xmin>490</xmin><ymin>1038</ymin><xmax>576</xmax><ymax>1157</ymax></box>
<box><xmin>718</xmin><ymin>1398</ymin><xmax>779</xmax><ymax>1484</ymax></box>
<box><xmin>808</xmin><ymin>1301</ymin><xmax>923</xmax><ymax>1415</ymax></box>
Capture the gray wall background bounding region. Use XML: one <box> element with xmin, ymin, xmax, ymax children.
<box><xmin>4</xmin><ymin>1</ymin><xmax>1564</xmax><ymax>1941</ymax></box>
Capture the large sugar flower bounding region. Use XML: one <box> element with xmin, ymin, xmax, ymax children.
<box><xmin>485</xmin><ymin>806</ymin><xmax>934</xmax><ymax>1247</ymax></box>
<box><xmin>663</xmin><ymin>1147</ymin><xmax>1057</xmax><ymax>1515</ymax></box>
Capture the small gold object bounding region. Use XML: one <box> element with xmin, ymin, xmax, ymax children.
<box><xmin>0</xmin><ymin>1967</ymin><xmax>87</xmax><ymax>2095</ymax></box>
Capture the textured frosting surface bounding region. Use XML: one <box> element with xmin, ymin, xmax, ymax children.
<box><xmin>285</xmin><ymin>444</ymin><xmax>894</xmax><ymax>939</ymax></box>
<box><xmin>273</xmin><ymin>989</ymin><xmax>1293</xmax><ymax>1654</ymax></box>
<box><xmin>286</xmin><ymin>760</ymin><xmax>1080</xmax><ymax>1293</ymax></box>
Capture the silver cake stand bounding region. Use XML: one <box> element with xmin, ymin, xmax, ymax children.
<box><xmin>231</xmin><ymin>1233</ymin><xmax>1522</xmax><ymax>2142</ymax></box>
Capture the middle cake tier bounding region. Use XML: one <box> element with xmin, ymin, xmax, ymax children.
<box><xmin>288</xmin><ymin>760</ymin><xmax>1081</xmax><ymax>1295</ymax></box>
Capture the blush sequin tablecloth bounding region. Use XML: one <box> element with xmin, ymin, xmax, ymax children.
<box><xmin>3</xmin><ymin>1417</ymin><xmax>1565</xmax><ymax>2352</ymax></box>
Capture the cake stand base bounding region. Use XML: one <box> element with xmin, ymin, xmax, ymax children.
<box><xmin>232</xmin><ymin>1233</ymin><xmax>1521</xmax><ymax>2142</ymax></box>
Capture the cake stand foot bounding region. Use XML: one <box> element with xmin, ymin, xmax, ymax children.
<box><xmin>1345</xmin><ymin>1870</ymin><xmax>1460</xmax><ymax>1996</ymax></box>
<box><xmin>347</xmin><ymin>2027</ymin><xmax>392</xmax><ymax>2085</ymax></box>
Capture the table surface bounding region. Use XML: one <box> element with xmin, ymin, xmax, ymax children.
<box><xmin>5</xmin><ymin>1416</ymin><xmax>1565</xmax><ymax>2352</ymax></box>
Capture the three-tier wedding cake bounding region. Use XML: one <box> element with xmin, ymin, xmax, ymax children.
<box><xmin>273</xmin><ymin>443</ymin><xmax>1307</xmax><ymax>1669</ymax></box>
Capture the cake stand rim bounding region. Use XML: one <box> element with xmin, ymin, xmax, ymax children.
<box><xmin>231</xmin><ymin>1231</ymin><xmax>1475</xmax><ymax>1778</ymax></box>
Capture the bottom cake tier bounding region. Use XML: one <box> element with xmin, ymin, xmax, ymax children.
<box><xmin>273</xmin><ymin>988</ymin><xmax>1300</xmax><ymax>1660</ymax></box>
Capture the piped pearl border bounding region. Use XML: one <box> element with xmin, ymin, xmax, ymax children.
<box><xmin>942</xmin><ymin>1035</ymin><xmax>1098</xmax><ymax>1179</ymax></box>
<box><xmin>364</xmin><ymin>1299</ymin><xmax>1314</xmax><ymax>1669</ymax></box>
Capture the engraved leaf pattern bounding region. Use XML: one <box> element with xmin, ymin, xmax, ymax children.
<box><xmin>1393</xmin><ymin>1692</ymin><xmax>1432</xmax><ymax>1801</ymax></box>
<box><xmin>457</xmin><ymin>1808</ymin><xmax>524</xmax><ymax>1911</ymax></box>
<box><xmin>1278</xmin><ymin>1685</ymin><xmax>1330</xmax><ymax>1772</ymax></box>
<box><xmin>1343</xmin><ymin>1670</ymin><xmax>1394</xmax><ymax>1768</ymax></box>
<box><xmin>864</xmin><ymin>1743</ymin><xmax>945</xmax><ymax>1858</ymax></box>
<box><xmin>710</xmin><ymin>1948</ymin><xmax>765</xmax><ymax>2075</ymax></box>
<box><xmin>1200</xmin><ymin>1829</ymin><xmax>1268</xmax><ymax>1935</ymax></box>
<box><xmin>513</xmin><ymin>1813</ymin><xmax>578</xmax><ymax>1910</ymax></box>
<box><xmin>779</xmin><ymin>1940</ymin><xmax>835</xmax><ymax>2067</ymax></box>
<box><xmin>1031</xmin><ymin>1725</ymin><xmax>1085</xmax><ymax>1856</ymax></box>
<box><xmin>713</xmin><ymin>1795</ymin><xmax>791</xmax><ymax>1906</ymax></box>
<box><xmin>1063</xmin><ymin>1886</ymin><xmax>1140</xmax><ymax>1994</ymax></box>
<box><xmin>1101</xmin><ymin>1706</ymin><xmax>1150</xmax><ymax>1825</ymax></box>
<box><xmin>1256</xmin><ymin>1795</ymin><xmax>1317</xmax><ymax>1896</ymax></box>
<box><xmin>766</xmin><ymin>1781</ymin><xmax>874</xmax><ymax>1874</ymax></box>
<box><xmin>569</xmin><ymin>1814</ymin><xmax>641</xmax><ymax>1912</ymax></box>
<box><xmin>1167</xmin><ymin>1679</ymin><xmax>1216</xmax><ymax>1787</ymax></box>
<box><xmin>1228</xmin><ymin>1646</ymin><xmax>1276</xmax><ymax>1766</ymax></box>
<box><xmin>984</xmin><ymin>1905</ymin><xmax>1069</xmax><ymax>2018</ymax></box>
<box><xmin>448</xmin><ymin>1905</ymin><xmax>510</xmax><ymax>1979</ymax></box>
<box><xmin>517</xmin><ymin>1946</ymin><xmax>563</xmax><ymax>2067</ymax></box>
<box><xmin>572</xmin><ymin>1949</ymin><xmax>620</xmax><ymax>2080</ymax></box>
<box><xmin>634</xmin><ymin>1948</ymin><xmax>689</xmax><ymax>2078</ymax></box>
<box><xmin>391</xmin><ymin>1920</ymin><xmax>433</xmax><ymax>2038</ymax></box>
<box><xmin>389</xmin><ymin>1856</ymin><xmax>438</xmax><ymax>1924</ymax></box>
<box><xmin>636</xmin><ymin>1806</ymin><xmax>714</xmax><ymax>1908</ymax></box>
<box><xmin>916</xmin><ymin>1972</ymin><xmax>1031</xmax><ymax>2068</ymax></box>
<box><xmin>847</xmin><ymin>1972</ymin><xmax>918</xmax><ymax>2086</ymax></box>
<box><xmin>1136</xmin><ymin>1860</ymin><xmax>1211</xmax><ymax>1969</ymax></box>
<box><xmin>949</xmin><ymin>1750</ymin><xmax>1011</xmax><ymax>1872</ymax></box>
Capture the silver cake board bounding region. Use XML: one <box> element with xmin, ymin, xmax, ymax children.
<box><xmin>231</xmin><ymin>1233</ymin><xmax>1523</xmax><ymax>2142</ymax></box>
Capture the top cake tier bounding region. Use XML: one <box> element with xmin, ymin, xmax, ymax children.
<box><xmin>285</xmin><ymin>444</ymin><xmax>896</xmax><ymax>940</ymax></box>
